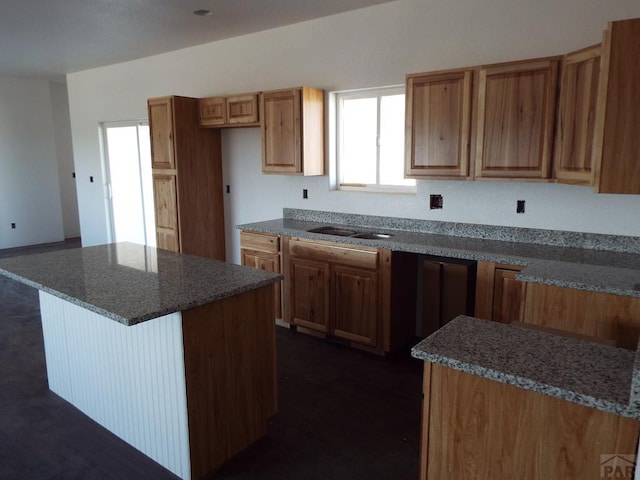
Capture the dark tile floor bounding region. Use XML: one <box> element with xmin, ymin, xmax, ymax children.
<box><xmin>0</xmin><ymin>239</ymin><xmax>423</xmax><ymax>480</ymax></box>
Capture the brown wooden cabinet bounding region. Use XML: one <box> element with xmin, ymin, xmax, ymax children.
<box><xmin>283</xmin><ymin>237</ymin><xmax>391</xmax><ymax>352</ymax></box>
<box><xmin>405</xmin><ymin>69</ymin><xmax>473</xmax><ymax>179</ymax></box>
<box><xmin>420</xmin><ymin>362</ymin><xmax>639</xmax><ymax>480</ymax></box>
<box><xmin>554</xmin><ymin>45</ymin><xmax>601</xmax><ymax>185</ymax></box>
<box><xmin>475</xmin><ymin>261</ymin><xmax>526</xmax><ymax>323</ymax></box>
<box><xmin>474</xmin><ymin>57</ymin><xmax>560</xmax><ymax>180</ymax></box>
<box><xmin>261</xmin><ymin>87</ymin><xmax>325</xmax><ymax>176</ymax></box>
<box><xmin>476</xmin><ymin>260</ymin><xmax>640</xmax><ymax>348</ymax></box>
<box><xmin>148</xmin><ymin>96</ymin><xmax>225</xmax><ymax>260</ymax></box>
<box><xmin>239</xmin><ymin>231</ymin><xmax>283</xmax><ymax>320</ymax></box>
<box><xmin>592</xmin><ymin>17</ymin><xmax>640</xmax><ymax>194</ymax></box>
<box><xmin>199</xmin><ymin>93</ymin><xmax>260</xmax><ymax>127</ymax></box>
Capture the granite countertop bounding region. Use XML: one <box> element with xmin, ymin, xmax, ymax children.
<box><xmin>237</xmin><ymin>209</ymin><xmax>640</xmax><ymax>298</ymax></box>
<box><xmin>411</xmin><ymin>315</ymin><xmax>640</xmax><ymax>419</ymax></box>
<box><xmin>0</xmin><ymin>242</ymin><xmax>282</xmax><ymax>326</ymax></box>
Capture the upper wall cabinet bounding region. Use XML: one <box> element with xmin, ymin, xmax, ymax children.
<box><xmin>261</xmin><ymin>87</ymin><xmax>325</xmax><ymax>176</ymax></box>
<box><xmin>405</xmin><ymin>69</ymin><xmax>473</xmax><ymax>179</ymax></box>
<box><xmin>199</xmin><ymin>93</ymin><xmax>260</xmax><ymax>128</ymax></box>
<box><xmin>474</xmin><ymin>57</ymin><xmax>560</xmax><ymax>180</ymax></box>
<box><xmin>553</xmin><ymin>45</ymin><xmax>601</xmax><ymax>185</ymax></box>
<box><xmin>592</xmin><ymin>17</ymin><xmax>640</xmax><ymax>194</ymax></box>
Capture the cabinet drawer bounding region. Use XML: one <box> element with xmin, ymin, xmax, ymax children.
<box><xmin>240</xmin><ymin>231</ymin><xmax>280</xmax><ymax>253</ymax></box>
<box><xmin>288</xmin><ymin>238</ymin><xmax>378</xmax><ymax>270</ymax></box>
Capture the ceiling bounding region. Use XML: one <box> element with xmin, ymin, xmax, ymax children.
<box><xmin>0</xmin><ymin>0</ymin><xmax>394</xmax><ymax>82</ymax></box>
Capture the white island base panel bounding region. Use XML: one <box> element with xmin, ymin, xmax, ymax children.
<box><xmin>39</xmin><ymin>291</ymin><xmax>191</xmax><ymax>479</ymax></box>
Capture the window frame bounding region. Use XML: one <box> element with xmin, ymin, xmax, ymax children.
<box><xmin>335</xmin><ymin>85</ymin><xmax>415</xmax><ymax>194</ymax></box>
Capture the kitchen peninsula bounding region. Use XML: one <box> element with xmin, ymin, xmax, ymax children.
<box><xmin>0</xmin><ymin>242</ymin><xmax>282</xmax><ymax>480</ymax></box>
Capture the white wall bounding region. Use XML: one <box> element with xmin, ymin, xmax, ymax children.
<box><xmin>66</xmin><ymin>0</ymin><xmax>640</xmax><ymax>262</ymax></box>
<box><xmin>0</xmin><ymin>75</ymin><xmax>68</xmax><ymax>248</ymax></box>
<box><xmin>50</xmin><ymin>82</ymin><xmax>81</xmax><ymax>239</ymax></box>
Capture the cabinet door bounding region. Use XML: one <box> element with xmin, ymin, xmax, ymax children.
<box><xmin>475</xmin><ymin>58</ymin><xmax>559</xmax><ymax>179</ymax></box>
<box><xmin>227</xmin><ymin>94</ymin><xmax>259</xmax><ymax>125</ymax></box>
<box><xmin>593</xmin><ymin>18</ymin><xmax>640</xmax><ymax>194</ymax></box>
<box><xmin>405</xmin><ymin>70</ymin><xmax>472</xmax><ymax>178</ymax></box>
<box><xmin>492</xmin><ymin>267</ymin><xmax>525</xmax><ymax>324</ymax></box>
<box><xmin>152</xmin><ymin>174</ymin><xmax>179</xmax><ymax>252</ymax></box>
<box><xmin>241</xmin><ymin>248</ymin><xmax>282</xmax><ymax>320</ymax></box>
<box><xmin>262</xmin><ymin>89</ymin><xmax>302</xmax><ymax>174</ymax></box>
<box><xmin>332</xmin><ymin>266</ymin><xmax>378</xmax><ymax>346</ymax></box>
<box><xmin>289</xmin><ymin>258</ymin><xmax>329</xmax><ymax>332</ymax></box>
<box><xmin>199</xmin><ymin>97</ymin><xmax>226</xmax><ymax>126</ymax></box>
<box><xmin>148</xmin><ymin>97</ymin><xmax>175</xmax><ymax>170</ymax></box>
<box><xmin>554</xmin><ymin>45</ymin><xmax>601</xmax><ymax>185</ymax></box>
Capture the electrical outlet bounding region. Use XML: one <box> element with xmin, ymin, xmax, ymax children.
<box><xmin>517</xmin><ymin>200</ymin><xmax>526</xmax><ymax>214</ymax></box>
<box><xmin>226</xmin><ymin>185</ymin><xmax>230</xmax><ymax>194</ymax></box>
<box><xmin>90</xmin><ymin>176</ymin><xmax>94</xmax><ymax>183</ymax></box>
<box><xmin>430</xmin><ymin>194</ymin><xmax>443</xmax><ymax>209</ymax></box>
<box><xmin>11</xmin><ymin>223</ymin><xmax>16</xmax><ymax>229</ymax></box>
<box><xmin>303</xmin><ymin>189</ymin><xmax>308</xmax><ymax>199</ymax></box>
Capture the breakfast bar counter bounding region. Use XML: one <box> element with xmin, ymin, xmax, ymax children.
<box><xmin>0</xmin><ymin>242</ymin><xmax>282</xmax><ymax>480</ymax></box>
<box><xmin>411</xmin><ymin>315</ymin><xmax>640</xmax><ymax>479</ymax></box>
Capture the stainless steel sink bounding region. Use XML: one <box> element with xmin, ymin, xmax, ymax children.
<box><xmin>307</xmin><ymin>226</ymin><xmax>393</xmax><ymax>240</ymax></box>
<box><xmin>350</xmin><ymin>232</ymin><xmax>393</xmax><ymax>240</ymax></box>
<box><xmin>307</xmin><ymin>226</ymin><xmax>358</xmax><ymax>236</ymax></box>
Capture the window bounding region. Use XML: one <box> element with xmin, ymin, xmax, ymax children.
<box><xmin>336</xmin><ymin>86</ymin><xmax>414</xmax><ymax>192</ymax></box>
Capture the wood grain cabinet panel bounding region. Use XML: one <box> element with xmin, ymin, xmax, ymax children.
<box><xmin>148</xmin><ymin>97</ymin><xmax>175</xmax><ymax>170</ymax></box>
<box><xmin>199</xmin><ymin>97</ymin><xmax>226</xmax><ymax>126</ymax></box>
<box><xmin>405</xmin><ymin>69</ymin><xmax>473</xmax><ymax>178</ymax></box>
<box><xmin>475</xmin><ymin>261</ymin><xmax>525</xmax><ymax>323</ymax></box>
<box><xmin>288</xmin><ymin>257</ymin><xmax>330</xmax><ymax>333</ymax></box>
<box><xmin>475</xmin><ymin>57</ymin><xmax>559</xmax><ymax>180</ymax></box>
<box><xmin>333</xmin><ymin>266</ymin><xmax>378</xmax><ymax>346</ymax></box>
<box><xmin>199</xmin><ymin>94</ymin><xmax>260</xmax><ymax>127</ymax></box>
<box><xmin>554</xmin><ymin>45</ymin><xmax>601</xmax><ymax>185</ymax></box>
<box><xmin>152</xmin><ymin>174</ymin><xmax>180</xmax><ymax>252</ymax></box>
<box><xmin>261</xmin><ymin>87</ymin><xmax>324</xmax><ymax>176</ymax></box>
<box><xmin>421</xmin><ymin>363</ymin><xmax>640</xmax><ymax>480</ymax></box>
<box><xmin>592</xmin><ymin>17</ymin><xmax>640</xmax><ymax>194</ymax></box>
<box><xmin>283</xmin><ymin>237</ymin><xmax>392</xmax><ymax>353</ymax></box>
<box><xmin>240</xmin><ymin>231</ymin><xmax>283</xmax><ymax>320</ymax></box>
<box><xmin>148</xmin><ymin>95</ymin><xmax>225</xmax><ymax>260</ymax></box>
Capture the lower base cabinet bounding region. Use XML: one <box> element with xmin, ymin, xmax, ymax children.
<box><xmin>475</xmin><ymin>261</ymin><xmax>640</xmax><ymax>348</ymax></box>
<box><xmin>239</xmin><ymin>231</ymin><xmax>283</xmax><ymax>319</ymax></box>
<box><xmin>420</xmin><ymin>362</ymin><xmax>639</xmax><ymax>480</ymax></box>
<box><xmin>284</xmin><ymin>237</ymin><xmax>402</xmax><ymax>354</ymax></box>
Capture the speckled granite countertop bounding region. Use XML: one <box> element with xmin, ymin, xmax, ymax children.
<box><xmin>238</xmin><ymin>209</ymin><xmax>640</xmax><ymax>298</ymax></box>
<box><xmin>0</xmin><ymin>242</ymin><xmax>282</xmax><ymax>326</ymax></box>
<box><xmin>411</xmin><ymin>315</ymin><xmax>640</xmax><ymax>419</ymax></box>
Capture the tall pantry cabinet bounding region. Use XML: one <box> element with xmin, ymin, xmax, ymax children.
<box><xmin>148</xmin><ymin>96</ymin><xmax>226</xmax><ymax>260</ymax></box>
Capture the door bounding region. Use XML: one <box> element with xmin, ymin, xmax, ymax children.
<box><xmin>289</xmin><ymin>257</ymin><xmax>329</xmax><ymax>332</ymax></box>
<box><xmin>405</xmin><ymin>69</ymin><xmax>472</xmax><ymax>178</ymax></box>
<box><xmin>261</xmin><ymin>89</ymin><xmax>301</xmax><ymax>173</ymax></box>
<box><xmin>241</xmin><ymin>248</ymin><xmax>282</xmax><ymax>319</ymax></box>
<box><xmin>475</xmin><ymin>58</ymin><xmax>559</xmax><ymax>179</ymax></box>
<box><xmin>102</xmin><ymin>122</ymin><xmax>156</xmax><ymax>246</ymax></box>
<box><xmin>332</xmin><ymin>265</ymin><xmax>378</xmax><ymax>346</ymax></box>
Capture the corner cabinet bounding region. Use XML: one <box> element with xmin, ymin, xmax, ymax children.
<box><xmin>405</xmin><ymin>69</ymin><xmax>473</xmax><ymax>179</ymax></box>
<box><xmin>283</xmin><ymin>237</ymin><xmax>392</xmax><ymax>353</ymax></box>
<box><xmin>474</xmin><ymin>57</ymin><xmax>560</xmax><ymax>180</ymax></box>
<box><xmin>592</xmin><ymin>17</ymin><xmax>640</xmax><ymax>194</ymax></box>
<box><xmin>239</xmin><ymin>231</ymin><xmax>283</xmax><ymax>320</ymax></box>
<box><xmin>261</xmin><ymin>87</ymin><xmax>325</xmax><ymax>176</ymax></box>
<box><xmin>148</xmin><ymin>96</ymin><xmax>225</xmax><ymax>260</ymax></box>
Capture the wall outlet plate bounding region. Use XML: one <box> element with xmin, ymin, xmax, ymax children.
<box><xmin>430</xmin><ymin>194</ymin><xmax>443</xmax><ymax>209</ymax></box>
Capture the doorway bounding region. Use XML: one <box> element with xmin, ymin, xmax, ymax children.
<box><xmin>102</xmin><ymin>122</ymin><xmax>156</xmax><ymax>246</ymax></box>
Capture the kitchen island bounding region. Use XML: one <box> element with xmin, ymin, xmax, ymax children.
<box><xmin>0</xmin><ymin>242</ymin><xmax>282</xmax><ymax>480</ymax></box>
